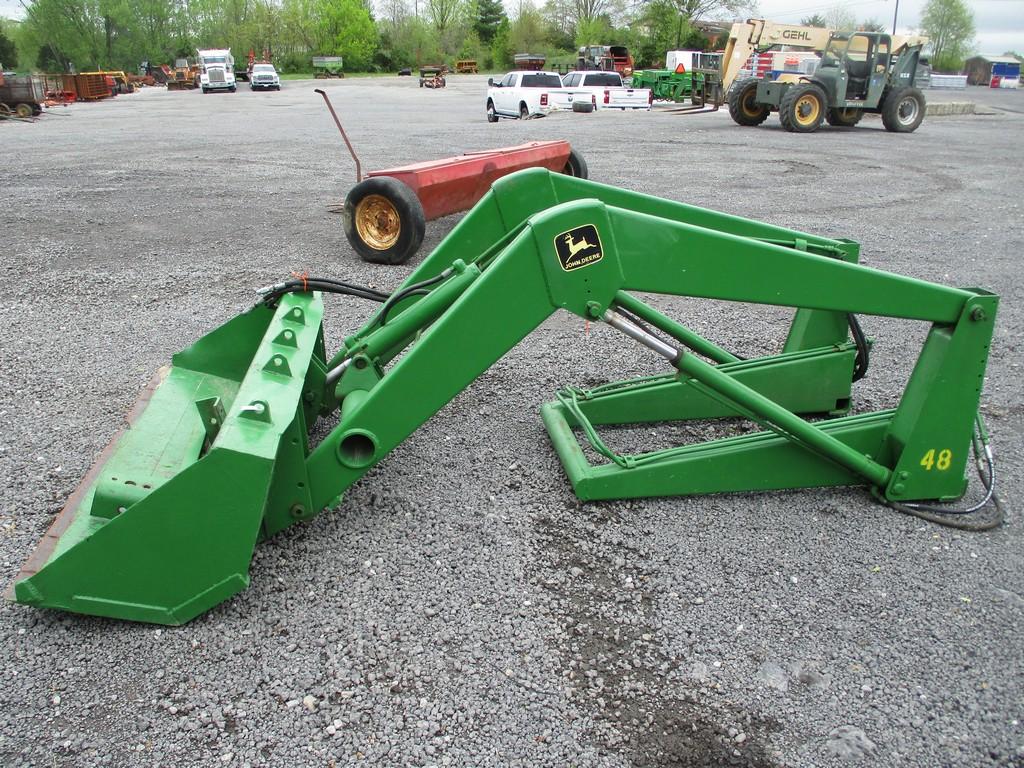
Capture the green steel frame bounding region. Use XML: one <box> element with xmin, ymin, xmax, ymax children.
<box><xmin>11</xmin><ymin>169</ymin><xmax>997</xmax><ymax>624</ymax></box>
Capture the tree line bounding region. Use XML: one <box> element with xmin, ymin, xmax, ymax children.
<box><xmin>0</xmin><ymin>0</ymin><xmax>729</xmax><ymax>75</ymax></box>
<box><xmin>0</xmin><ymin>0</ymin><xmax>986</xmax><ymax>77</ymax></box>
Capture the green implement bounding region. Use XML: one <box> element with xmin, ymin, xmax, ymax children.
<box><xmin>10</xmin><ymin>169</ymin><xmax>998</xmax><ymax>624</ymax></box>
<box><xmin>631</xmin><ymin>69</ymin><xmax>697</xmax><ymax>102</ymax></box>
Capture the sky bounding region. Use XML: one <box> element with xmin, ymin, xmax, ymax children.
<box><xmin>1</xmin><ymin>0</ymin><xmax>1021</xmax><ymax>56</ymax></box>
<box><xmin>755</xmin><ymin>0</ymin><xmax>1024</xmax><ymax>55</ymax></box>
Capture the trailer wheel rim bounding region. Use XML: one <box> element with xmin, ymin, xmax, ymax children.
<box><xmin>355</xmin><ymin>194</ymin><xmax>401</xmax><ymax>250</ymax></box>
<box><xmin>897</xmin><ymin>96</ymin><xmax>919</xmax><ymax>125</ymax></box>
<box><xmin>794</xmin><ymin>93</ymin><xmax>821</xmax><ymax>126</ymax></box>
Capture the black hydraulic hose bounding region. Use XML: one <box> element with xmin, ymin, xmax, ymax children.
<box><xmin>847</xmin><ymin>313</ymin><xmax>869</xmax><ymax>382</ymax></box>
<box><xmin>375</xmin><ymin>268</ymin><xmax>454</xmax><ymax>326</ymax></box>
<box><xmin>882</xmin><ymin>418</ymin><xmax>1003</xmax><ymax>531</ymax></box>
<box><xmin>258</xmin><ymin>277</ymin><xmax>389</xmax><ymax>306</ymax></box>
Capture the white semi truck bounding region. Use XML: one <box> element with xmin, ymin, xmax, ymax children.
<box><xmin>197</xmin><ymin>48</ymin><xmax>236</xmax><ymax>93</ymax></box>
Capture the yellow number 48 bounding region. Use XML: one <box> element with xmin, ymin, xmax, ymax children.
<box><xmin>920</xmin><ymin>449</ymin><xmax>953</xmax><ymax>471</ymax></box>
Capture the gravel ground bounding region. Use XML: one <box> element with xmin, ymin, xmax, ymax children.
<box><xmin>1</xmin><ymin>77</ymin><xmax>1022</xmax><ymax>768</ymax></box>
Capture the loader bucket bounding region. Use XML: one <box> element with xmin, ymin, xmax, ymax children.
<box><xmin>9</xmin><ymin>292</ymin><xmax>325</xmax><ymax>625</ymax></box>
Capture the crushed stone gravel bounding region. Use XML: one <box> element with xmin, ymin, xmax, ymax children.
<box><xmin>0</xmin><ymin>77</ymin><xmax>1022</xmax><ymax>767</ymax></box>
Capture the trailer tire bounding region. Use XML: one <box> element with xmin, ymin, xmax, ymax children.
<box><xmin>343</xmin><ymin>177</ymin><xmax>426</xmax><ymax>265</ymax></box>
<box><xmin>14</xmin><ymin>103</ymin><xmax>33</xmax><ymax>118</ymax></box>
<box><xmin>562</xmin><ymin>148</ymin><xmax>589</xmax><ymax>179</ymax></box>
<box><xmin>728</xmin><ymin>77</ymin><xmax>769</xmax><ymax>126</ymax></box>
<box><xmin>0</xmin><ymin>104</ymin><xmax>11</xmax><ymax>118</ymax></box>
<box><xmin>881</xmin><ymin>86</ymin><xmax>925</xmax><ymax>133</ymax></box>
<box><xmin>779</xmin><ymin>84</ymin><xmax>826</xmax><ymax>133</ymax></box>
<box><xmin>826</xmin><ymin>107</ymin><xmax>863</xmax><ymax>127</ymax></box>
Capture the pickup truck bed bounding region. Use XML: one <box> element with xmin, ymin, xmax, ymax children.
<box><xmin>560</xmin><ymin>71</ymin><xmax>652</xmax><ymax>110</ymax></box>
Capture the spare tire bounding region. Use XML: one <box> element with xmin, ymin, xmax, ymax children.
<box><xmin>572</xmin><ymin>100</ymin><xmax>595</xmax><ymax>113</ymax></box>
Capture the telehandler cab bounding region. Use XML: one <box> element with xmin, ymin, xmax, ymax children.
<box><xmin>9</xmin><ymin>170</ymin><xmax>999</xmax><ymax>625</ymax></box>
<box><xmin>729</xmin><ymin>31</ymin><xmax>928</xmax><ymax>133</ymax></box>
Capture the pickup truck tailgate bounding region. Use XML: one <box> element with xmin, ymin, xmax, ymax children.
<box><xmin>604</xmin><ymin>87</ymin><xmax>651</xmax><ymax>109</ymax></box>
<box><xmin>547</xmin><ymin>89</ymin><xmax>592</xmax><ymax>110</ymax></box>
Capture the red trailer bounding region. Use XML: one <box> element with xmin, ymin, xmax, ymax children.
<box><xmin>316</xmin><ymin>89</ymin><xmax>588</xmax><ymax>264</ymax></box>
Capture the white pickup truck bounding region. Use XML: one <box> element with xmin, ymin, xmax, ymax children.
<box><xmin>560</xmin><ymin>71</ymin><xmax>652</xmax><ymax>110</ymax></box>
<box><xmin>486</xmin><ymin>71</ymin><xmax>591</xmax><ymax>121</ymax></box>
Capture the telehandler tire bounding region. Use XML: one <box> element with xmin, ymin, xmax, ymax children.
<box><xmin>826</xmin><ymin>107</ymin><xmax>863</xmax><ymax>127</ymax></box>
<box><xmin>881</xmin><ymin>86</ymin><xmax>925</xmax><ymax>133</ymax></box>
<box><xmin>343</xmin><ymin>176</ymin><xmax>426</xmax><ymax>265</ymax></box>
<box><xmin>728</xmin><ymin>78</ymin><xmax>770</xmax><ymax>126</ymax></box>
<box><xmin>779</xmin><ymin>84</ymin><xmax>826</xmax><ymax>133</ymax></box>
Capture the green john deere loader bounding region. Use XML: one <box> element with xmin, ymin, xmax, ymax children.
<box><xmin>9</xmin><ymin>169</ymin><xmax>999</xmax><ymax>625</ymax></box>
<box><xmin>729</xmin><ymin>31</ymin><xmax>928</xmax><ymax>133</ymax></box>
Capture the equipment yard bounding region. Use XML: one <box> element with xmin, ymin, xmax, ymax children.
<box><xmin>1</xmin><ymin>76</ymin><xmax>1022</xmax><ymax>767</ymax></box>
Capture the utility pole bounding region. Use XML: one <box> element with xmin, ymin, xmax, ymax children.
<box><xmin>892</xmin><ymin>0</ymin><xmax>899</xmax><ymax>34</ymax></box>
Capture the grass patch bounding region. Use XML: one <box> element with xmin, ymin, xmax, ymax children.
<box><xmin>279</xmin><ymin>71</ymin><xmax>388</xmax><ymax>80</ymax></box>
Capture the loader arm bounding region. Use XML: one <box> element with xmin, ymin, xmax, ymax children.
<box><xmin>11</xmin><ymin>169</ymin><xmax>997</xmax><ymax>625</ymax></box>
<box><xmin>309</xmin><ymin>170</ymin><xmax>986</xmax><ymax>512</ymax></box>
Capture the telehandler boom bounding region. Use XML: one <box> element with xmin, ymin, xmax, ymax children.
<box><xmin>10</xmin><ymin>170</ymin><xmax>999</xmax><ymax>625</ymax></box>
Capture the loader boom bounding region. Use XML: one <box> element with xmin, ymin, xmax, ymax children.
<box><xmin>11</xmin><ymin>169</ymin><xmax>998</xmax><ymax>624</ymax></box>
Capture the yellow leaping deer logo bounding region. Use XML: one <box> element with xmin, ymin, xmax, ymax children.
<box><xmin>563</xmin><ymin>232</ymin><xmax>597</xmax><ymax>258</ymax></box>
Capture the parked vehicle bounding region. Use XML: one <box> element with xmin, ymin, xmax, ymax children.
<box><xmin>197</xmin><ymin>48</ymin><xmax>236</xmax><ymax>93</ymax></box>
<box><xmin>0</xmin><ymin>74</ymin><xmax>45</xmax><ymax>117</ymax></box>
<box><xmin>728</xmin><ymin>30</ymin><xmax>928</xmax><ymax>133</ymax></box>
<box><xmin>313</xmin><ymin>56</ymin><xmax>344</xmax><ymax>79</ymax></box>
<box><xmin>514</xmin><ymin>54</ymin><xmax>547</xmax><ymax>70</ymax></box>
<box><xmin>486</xmin><ymin>71</ymin><xmax>590</xmax><ymax>121</ymax></box>
<box><xmin>250</xmin><ymin>63</ymin><xmax>281</xmax><ymax>91</ymax></box>
<box><xmin>420</xmin><ymin>66</ymin><xmax>446</xmax><ymax>88</ymax></box>
<box><xmin>577</xmin><ymin>45</ymin><xmax>634</xmax><ymax>78</ymax></box>
<box><xmin>560</xmin><ymin>71</ymin><xmax>651</xmax><ymax>110</ymax></box>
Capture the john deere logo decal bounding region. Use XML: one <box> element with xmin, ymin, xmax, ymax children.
<box><xmin>555</xmin><ymin>225</ymin><xmax>603</xmax><ymax>271</ymax></box>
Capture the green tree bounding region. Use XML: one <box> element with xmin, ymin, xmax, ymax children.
<box><xmin>800</xmin><ymin>13</ymin><xmax>827</xmax><ymax>27</ymax></box>
<box><xmin>920</xmin><ymin>0</ymin><xmax>975</xmax><ymax>71</ymax></box>
<box><xmin>660</xmin><ymin>0</ymin><xmax>747</xmax><ymax>27</ymax></box>
<box><xmin>860</xmin><ymin>18</ymin><xmax>886</xmax><ymax>32</ymax></box>
<box><xmin>511</xmin><ymin>4</ymin><xmax>547</xmax><ymax>52</ymax></box>
<box><xmin>490</xmin><ymin>16</ymin><xmax>511</xmax><ymax>68</ymax></box>
<box><xmin>0</xmin><ymin>21</ymin><xmax>18</xmax><ymax>68</ymax></box>
<box><xmin>823</xmin><ymin>5</ymin><xmax>856</xmax><ymax>31</ymax></box>
<box><xmin>427</xmin><ymin>0</ymin><xmax>464</xmax><ymax>33</ymax></box>
<box><xmin>631</xmin><ymin>0</ymin><xmax>678</xmax><ymax>66</ymax></box>
<box><xmin>475</xmin><ymin>0</ymin><xmax>506</xmax><ymax>43</ymax></box>
<box><xmin>318</xmin><ymin>0</ymin><xmax>378</xmax><ymax>68</ymax></box>
<box><xmin>574</xmin><ymin>16</ymin><xmax>611</xmax><ymax>47</ymax></box>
